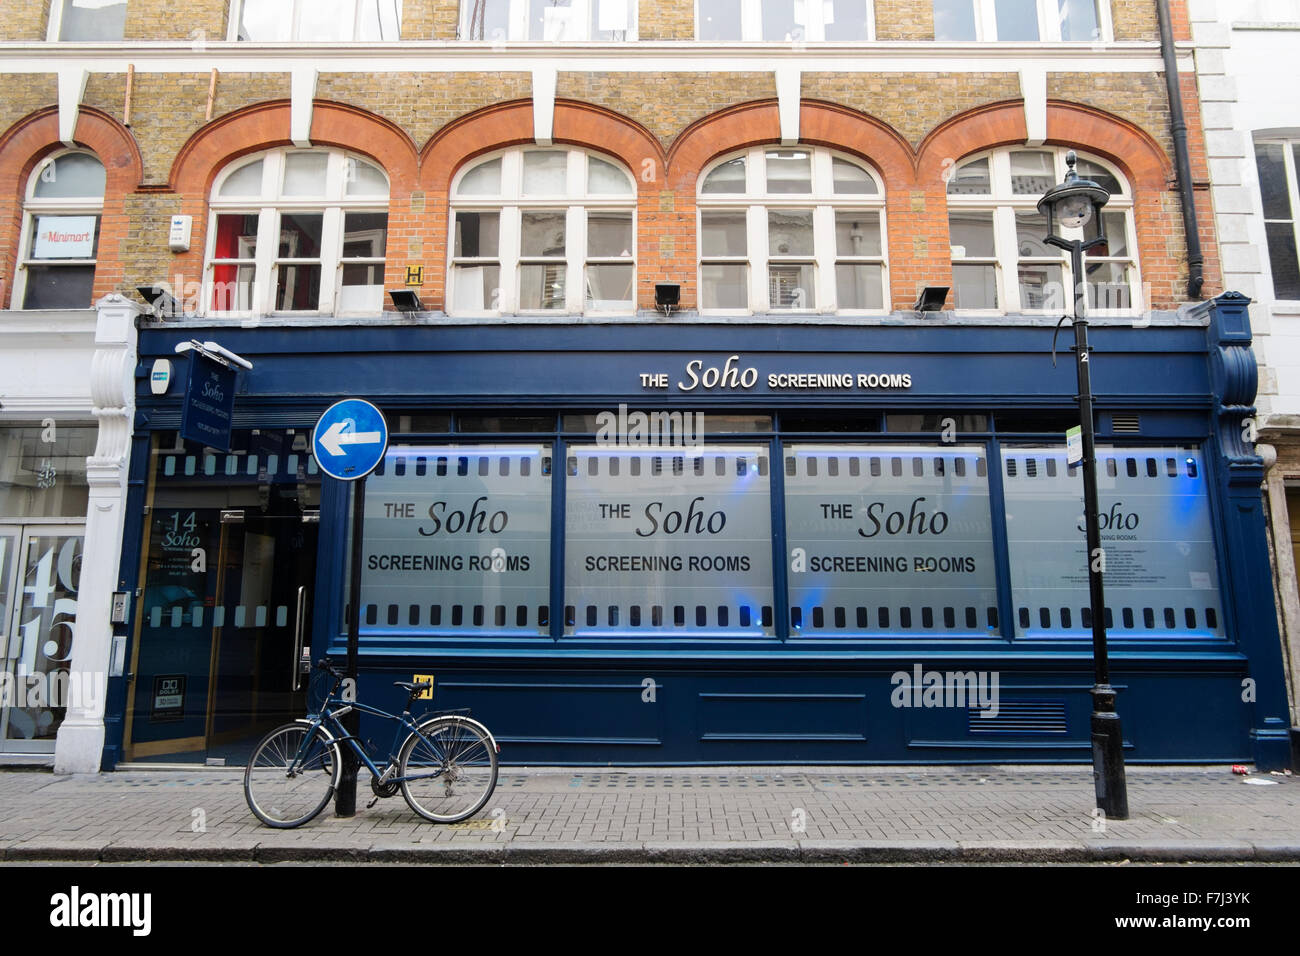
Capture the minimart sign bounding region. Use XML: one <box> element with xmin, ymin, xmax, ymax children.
<box><xmin>33</xmin><ymin>215</ymin><xmax>95</xmax><ymax>258</ymax></box>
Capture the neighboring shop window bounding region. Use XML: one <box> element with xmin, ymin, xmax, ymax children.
<box><xmin>459</xmin><ymin>0</ymin><xmax>635</xmax><ymax>40</ymax></box>
<box><xmin>946</xmin><ymin>147</ymin><xmax>1137</xmax><ymax>313</ymax></box>
<box><xmin>48</xmin><ymin>0</ymin><xmax>127</xmax><ymax>40</ymax></box>
<box><xmin>13</xmin><ymin>152</ymin><xmax>104</xmax><ymax>310</ymax></box>
<box><xmin>932</xmin><ymin>0</ymin><xmax>1106</xmax><ymax>41</ymax></box>
<box><xmin>360</xmin><ymin>445</ymin><xmax>553</xmax><ymax>634</ymax></box>
<box><xmin>1001</xmin><ymin>445</ymin><xmax>1225</xmax><ymax>638</ymax></box>
<box><xmin>697</xmin><ymin>0</ymin><xmax>874</xmax><ymax>40</ymax></box>
<box><xmin>1254</xmin><ymin>140</ymin><xmax>1300</xmax><ymax>300</ymax></box>
<box><xmin>0</xmin><ymin>424</ymin><xmax>94</xmax><ymax>519</ymax></box>
<box><xmin>784</xmin><ymin>444</ymin><xmax>1000</xmax><ymax>635</ymax></box>
<box><xmin>233</xmin><ymin>0</ymin><xmax>402</xmax><ymax>40</ymax></box>
<box><xmin>206</xmin><ymin>149</ymin><xmax>389</xmax><ymax>316</ymax></box>
<box><xmin>564</xmin><ymin>445</ymin><xmax>776</xmax><ymax>636</ymax></box>
<box><xmin>698</xmin><ymin>148</ymin><xmax>887</xmax><ymax>313</ymax></box>
<box><xmin>449</xmin><ymin>148</ymin><xmax>636</xmax><ymax>314</ymax></box>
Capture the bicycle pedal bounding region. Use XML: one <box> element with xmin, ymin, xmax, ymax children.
<box><xmin>366</xmin><ymin>797</ymin><xmax>379</xmax><ymax>809</ymax></box>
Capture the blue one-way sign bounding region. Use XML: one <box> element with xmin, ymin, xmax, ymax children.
<box><xmin>312</xmin><ymin>399</ymin><xmax>388</xmax><ymax>481</ymax></box>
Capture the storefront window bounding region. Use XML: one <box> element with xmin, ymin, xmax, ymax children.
<box><xmin>1002</xmin><ymin>445</ymin><xmax>1225</xmax><ymax>638</ymax></box>
<box><xmin>564</xmin><ymin>445</ymin><xmax>775</xmax><ymax>635</ymax></box>
<box><xmin>784</xmin><ymin>444</ymin><xmax>999</xmax><ymax>635</ymax></box>
<box><xmin>359</xmin><ymin>445</ymin><xmax>553</xmax><ymax>634</ymax></box>
<box><xmin>0</xmin><ymin>424</ymin><xmax>94</xmax><ymax>519</ymax></box>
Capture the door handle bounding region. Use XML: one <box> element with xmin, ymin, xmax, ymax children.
<box><xmin>292</xmin><ymin>585</ymin><xmax>309</xmax><ymax>691</ymax></box>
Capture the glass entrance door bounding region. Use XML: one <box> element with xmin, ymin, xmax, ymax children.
<box><xmin>1</xmin><ymin>526</ymin><xmax>82</xmax><ymax>752</ymax></box>
<box><xmin>127</xmin><ymin>500</ymin><xmax>317</xmax><ymax>764</ymax></box>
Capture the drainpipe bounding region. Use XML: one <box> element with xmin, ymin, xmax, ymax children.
<box><xmin>1157</xmin><ymin>0</ymin><xmax>1205</xmax><ymax>300</ymax></box>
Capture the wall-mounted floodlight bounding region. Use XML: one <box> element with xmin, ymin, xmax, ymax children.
<box><xmin>388</xmin><ymin>289</ymin><xmax>426</xmax><ymax>313</ymax></box>
<box><xmin>912</xmin><ymin>286</ymin><xmax>949</xmax><ymax>316</ymax></box>
<box><xmin>655</xmin><ymin>283</ymin><xmax>680</xmax><ymax>317</ymax></box>
<box><xmin>174</xmin><ymin>339</ymin><xmax>254</xmax><ymax>371</ymax></box>
<box><xmin>137</xmin><ymin>285</ymin><xmax>183</xmax><ymax>319</ymax></box>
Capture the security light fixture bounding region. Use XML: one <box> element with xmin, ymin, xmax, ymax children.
<box><xmin>137</xmin><ymin>284</ymin><xmax>182</xmax><ymax>319</ymax></box>
<box><xmin>912</xmin><ymin>286</ymin><xmax>949</xmax><ymax>315</ymax></box>
<box><xmin>655</xmin><ymin>283</ymin><xmax>680</xmax><ymax>317</ymax></box>
<box><xmin>388</xmin><ymin>289</ymin><xmax>426</xmax><ymax>313</ymax></box>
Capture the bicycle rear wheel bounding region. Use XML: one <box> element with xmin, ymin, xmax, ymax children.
<box><xmin>244</xmin><ymin>721</ymin><xmax>341</xmax><ymax>828</ymax></box>
<box><xmin>398</xmin><ymin>716</ymin><xmax>498</xmax><ymax>823</ymax></box>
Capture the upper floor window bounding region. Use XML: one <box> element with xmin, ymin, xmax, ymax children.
<box><xmin>932</xmin><ymin>0</ymin><xmax>1108</xmax><ymax>41</ymax></box>
<box><xmin>1255</xmin><ymin>140</ymin><xmax>1300</xmax><ymax>300</ymax></box>
<box><xmin>459</xmin><ymin>0</ymin><xmax>635</xmax><ymax>41</ymax></box>
<box><xmin>449</xmin><ymin>149</ymin><xmax>636</xmax><ymax>314</ymax></box>
<box><xmin>13</xmin><ymin>151</ymin><xmax>105</xmax><ymax>310</ymax></box>
<box><xmin>205</xmin><ymin>149</ymin><xmax>389</xmax><ymax>316</ymax></box>
<box><xmin>48</xmin><ymin>0</ymin><xmax>127</xmax><ymax>41</ymax></box>
<box><xmin>233</xmin><ymin>0</ymin><xmax>402</xmax><ymax>41</ymax></box>
<box><xmin>946</xmin><ymin>148</ymin><xmax>1136</xmax><ymax>313</ymax></box>
<box><xmin>698</xmin><ymin>147</ymin><xmax>887</xmax><ymax>313</ymax></box>
<box><xmin>698</xmin><ymin>0</ymin><xmax>874</xmax><ymax>40</ymax></box>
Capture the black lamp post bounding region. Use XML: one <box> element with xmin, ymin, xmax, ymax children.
<box><xmin>1038</xmin><ymin>150</ymin><xmax>1130</xmax><ymax>820</ymax></box>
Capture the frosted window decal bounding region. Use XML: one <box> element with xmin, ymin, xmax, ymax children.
<box><xmin>360</xmin><ymin>444</ymin><xmax>552</xmax><ymax>635</ymax></box>
<box><xmin>1002</xmin><ymin>445</ymin><xmax>1225</xmax><ymax>638</ymax></box>
<box><xmin>783</xmin><ymin>444</ymin><xmax>1000</xmax><ymax>637</ymax></box>
<box><xmin>564</xmin><ymin>445</ymin><xmax>775</xmax><ymax>636</ymax></box>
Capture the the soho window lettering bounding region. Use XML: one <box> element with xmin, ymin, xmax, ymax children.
<box><xmin>359</xmin><ymin>446</ymin><xmax>553</xmax><ymax>634</ymax></box>
<box><xmin>355</xmin><ymin>439</ymin><xmax>1226</xmax><ymax>640</ymax></box>
<box><xmin>784</xmin><ymin>444</ymin><xmax>999</xmax><ymax>635</ymax></box>
<box><xmin>1001</xmin><ymin>445</ymin><xmax>1225</xmax><ymax>637</ymax></box>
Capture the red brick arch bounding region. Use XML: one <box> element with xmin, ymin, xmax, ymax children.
<box><xmin>0</xmin><ymin>106</ymin><xmax>142</xmax><ymax>308</ymax></box>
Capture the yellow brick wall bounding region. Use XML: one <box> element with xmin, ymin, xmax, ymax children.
<box><xmin>1047</xmin><ymin>72</ymin><xmax>1172</xmax><ymax>160</ymax></box>
<box><xmin>83</xmin><ymin>72</ymin><xmax>291</xmax><ymax>185</ymax></box>
<box><xmin>403</xmin><ymin>0</ymin><xmax>460</xmax><ymax>38</ymax></box>
<box><xmin>0</xmin><ymin>0</ymin><xmax>50</xmax><ymax>40</ymax></box>
<box><xmin>638</xmin><ymin>0</ymin><xmax>694</xmax><ymax>39</ymax></box>
<box><xmin>804</xmin><ymin>72</ymin><xmax>1021</xmax><ymax>148</ymax></box>
<box><xmin>124</xmin><ymin>0</ymin><xmax>228</xmax><ymax>40</ymax></box>
<box><xmin>316</xmin><ymin>72</ymin><xmax>532</xmax><ymax>148</ymax></box>
<box><xmin>557</xmin><ymin>72</ymin><xmax>776</xmax><ymax>148</ymax></box>
<box><xmin>116</xmin><ymin>192</ymin><xmax>185</xmax><ymax>299</ymax></box>
<box><xmin>1110</xmin><ymin>0</ymin><xmax>1159</xmax><ymax>41</ymax></box>
<box><xmin>873</xmin><ymin>0</ymin><xmax>934</xmax><ymax>40</ymax></box>
<box><xmin>0</xmin><ymin>74</ymin><xmax>57</xmax><ymax>133</ymax></box>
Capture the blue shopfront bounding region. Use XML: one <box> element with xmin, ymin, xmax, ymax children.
<box><xmin>99</xmin><ymin>292</ymin><xmax>1291</xmax><ymax>769</ymax></box>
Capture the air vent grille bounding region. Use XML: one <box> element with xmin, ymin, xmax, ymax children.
<box><xmin>1111</xmin><ymin>414</ymin><xmax>1141</xmax><ymax>434</ymax></box>
<box><xmin>969</xmin><ymin>700</ymin><xmax>1068</xmax><ymax>735</ymax></box>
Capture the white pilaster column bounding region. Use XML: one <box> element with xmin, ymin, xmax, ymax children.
<box><xmin>53</xmin><ymin>294</ymin><xmax>141</xmax><ymax>775</ymax></box>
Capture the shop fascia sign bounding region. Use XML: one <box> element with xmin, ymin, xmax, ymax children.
<box><xmin>637</xmin><ymin>354</ymin><xmax>913</xmax><ymax>393</ymax></box>
<box><xmin>32</xmin><ymin>215</ymin><xmax>96</xmax><ymax>258</ymax></box>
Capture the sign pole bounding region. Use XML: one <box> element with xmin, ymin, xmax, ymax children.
<box><xmin>335</xmin><ymin>475</ymin><xmax>366</xmax><ymax>817</ymax></box>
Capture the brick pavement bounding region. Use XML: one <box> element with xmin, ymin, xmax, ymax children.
<box><xmin>1</xmin><ymin>764</ymin><xmax>1298</xmax><ymax>863</ymax></box>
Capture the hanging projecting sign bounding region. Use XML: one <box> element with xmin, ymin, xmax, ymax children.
<box><xmin>312</xmin><ymin>399</ymin><xmax>388</xmax><ymax>481</ymax></box>
<box><xmin>179</xmin><ymin>350</ymin><xmax>237</xmax><ymax>452</ymax></box>
<box><xmin>32</xmin><ymin>215</ymin><xmax>96</xmax><ymax>258</ymax></box>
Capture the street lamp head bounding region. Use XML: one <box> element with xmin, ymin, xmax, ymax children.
<box><xmin>1037</xmin><ymin>150</ymin><xmax>1111</xmax><ymax>242</ymax></box>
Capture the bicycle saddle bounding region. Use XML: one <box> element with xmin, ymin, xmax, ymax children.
<box><xmin>394</xmin><ymin>680</ymin><xmax>432</xmax><ymax>693</ymax></box>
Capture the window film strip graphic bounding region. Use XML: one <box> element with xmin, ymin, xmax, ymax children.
<box><xmin>784</xmin><ymin>444</ymin><xmax>999</xmax><ymax>636</ymax></box>
<box><xmin>564</xmin><ymin>445</ymin><xmax>775</xmax><ymax>636</ymax></box>
<box><xmin>1002</xmin><ymin>445</ymin><xmax>1225</xmax><ymax>638</ymax></box>
<box><xmin>144</xmin><ymin>602</ymin><xmax>289</xmax><ymax>630</ymax></box>
<box><xmin>360</xmin><ymin>445</ymin><xmax>552</xmax><ymax>635</ymax></box>
<box><xmin>159</xmin><ymin>450</ymin><xmax>319</xmax><ymax>480</ymax></box>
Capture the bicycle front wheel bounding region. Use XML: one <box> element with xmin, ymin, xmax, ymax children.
<box><xmin>398</xmin><ymin>717</ymin><xmax>498</xmax><ymax>823</ymax></box>
<box><xmin>244</xmin><ymin>721</ymin><xmax>341</xmax><ymax>828</ymax></box>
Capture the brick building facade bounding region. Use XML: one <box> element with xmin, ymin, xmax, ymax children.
<box><xmin>0</xmin><ymin>0</ymin><xmax>1289</xmax><ymax>772</ymax></box>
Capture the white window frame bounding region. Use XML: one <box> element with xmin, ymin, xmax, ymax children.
<box><xmin>932</xmin><ymin>0</ymin><xmax>1113</xmax><ymax>42</ymax></box>
<box><xmin>697</xmin><ymin>147</ymin><xmax>888</xmax><ymax>315</ymax></box>
<box><xmin>203</xmin><ymin>149</ymin><xmax>390</xmax><ymax>318</ymax></box>
<box><xmin>1255</xmin><ymin>137</ymin><xmax>1300</xmax><ymax>302</ymax></box>
<box><xmin>448</xmin><ymin>148</ymin><xmax>637</xmax><ymax>316</ymax></box>
<box><xmin>946</xmin><ymin>147</ymin><xmax>1140</xmax><ymax>315</ymax></box>
<box><xmin>458</xmin><ymin>0</ymin><xmax>638</xmax><ymax>41</ymax></box>
<box><xmin>228</xmin><ymin>0</ymin><xmax>404</xmax><ymax>41</ymax></box>
<box><xmin>46</xmin><ymin>0</ymin><xmax>128</xmax><ymax>41</ymax></box>
<box><xmin>695</xmin><ymin>0</ymin><xmax>876</xmax><ymax>41</ymax></box>
<box><xmin>11</xmin><ymin>150</ymin><xmax>104</xmax><ymax>311</ymax></box>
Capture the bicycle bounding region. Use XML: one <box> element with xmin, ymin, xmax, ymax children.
<box><xmin>243</xmin><ymin>658</ymin><xmax>499</xmax><ymax>828</ymax></box>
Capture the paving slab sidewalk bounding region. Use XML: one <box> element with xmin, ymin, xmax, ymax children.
<box><xmin>1</xmin><ymin>764</ymin><xmax>1298</xmax><ymax>863</ymax></box>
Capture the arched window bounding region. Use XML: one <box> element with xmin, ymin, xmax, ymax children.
<box><xmin>697</xmin><ymin>147</ymin><xmax>887</xmax><ymax>313</ymax></box>
<box><xmin>13</xmin><ymin>151</ymin><xmax>105</xmax><ymax>310</ymax></box>
<box><xmin>946</xmin><ymin>147</ymin><xmax>1137</xmax><ymax>313</ymax></box>
<box><xmin>205</xmin><ymin>149</ymin><xmax>390</xmax><ymax>316</ymax></box>
<box><xmin>231</xmin><ymin>0</ymin><xmax>402</xmax><ymax>41</ymax></box>
<box><xmin>449</xmin><ymin>148</ymin><xmax>636</xmax><ymax>314</ymax></box>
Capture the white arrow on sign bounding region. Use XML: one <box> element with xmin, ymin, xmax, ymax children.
<box><xmin>319</xmin><ymin>420</ymin><xmax>383</xmax><ymax>457</ymax></box>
